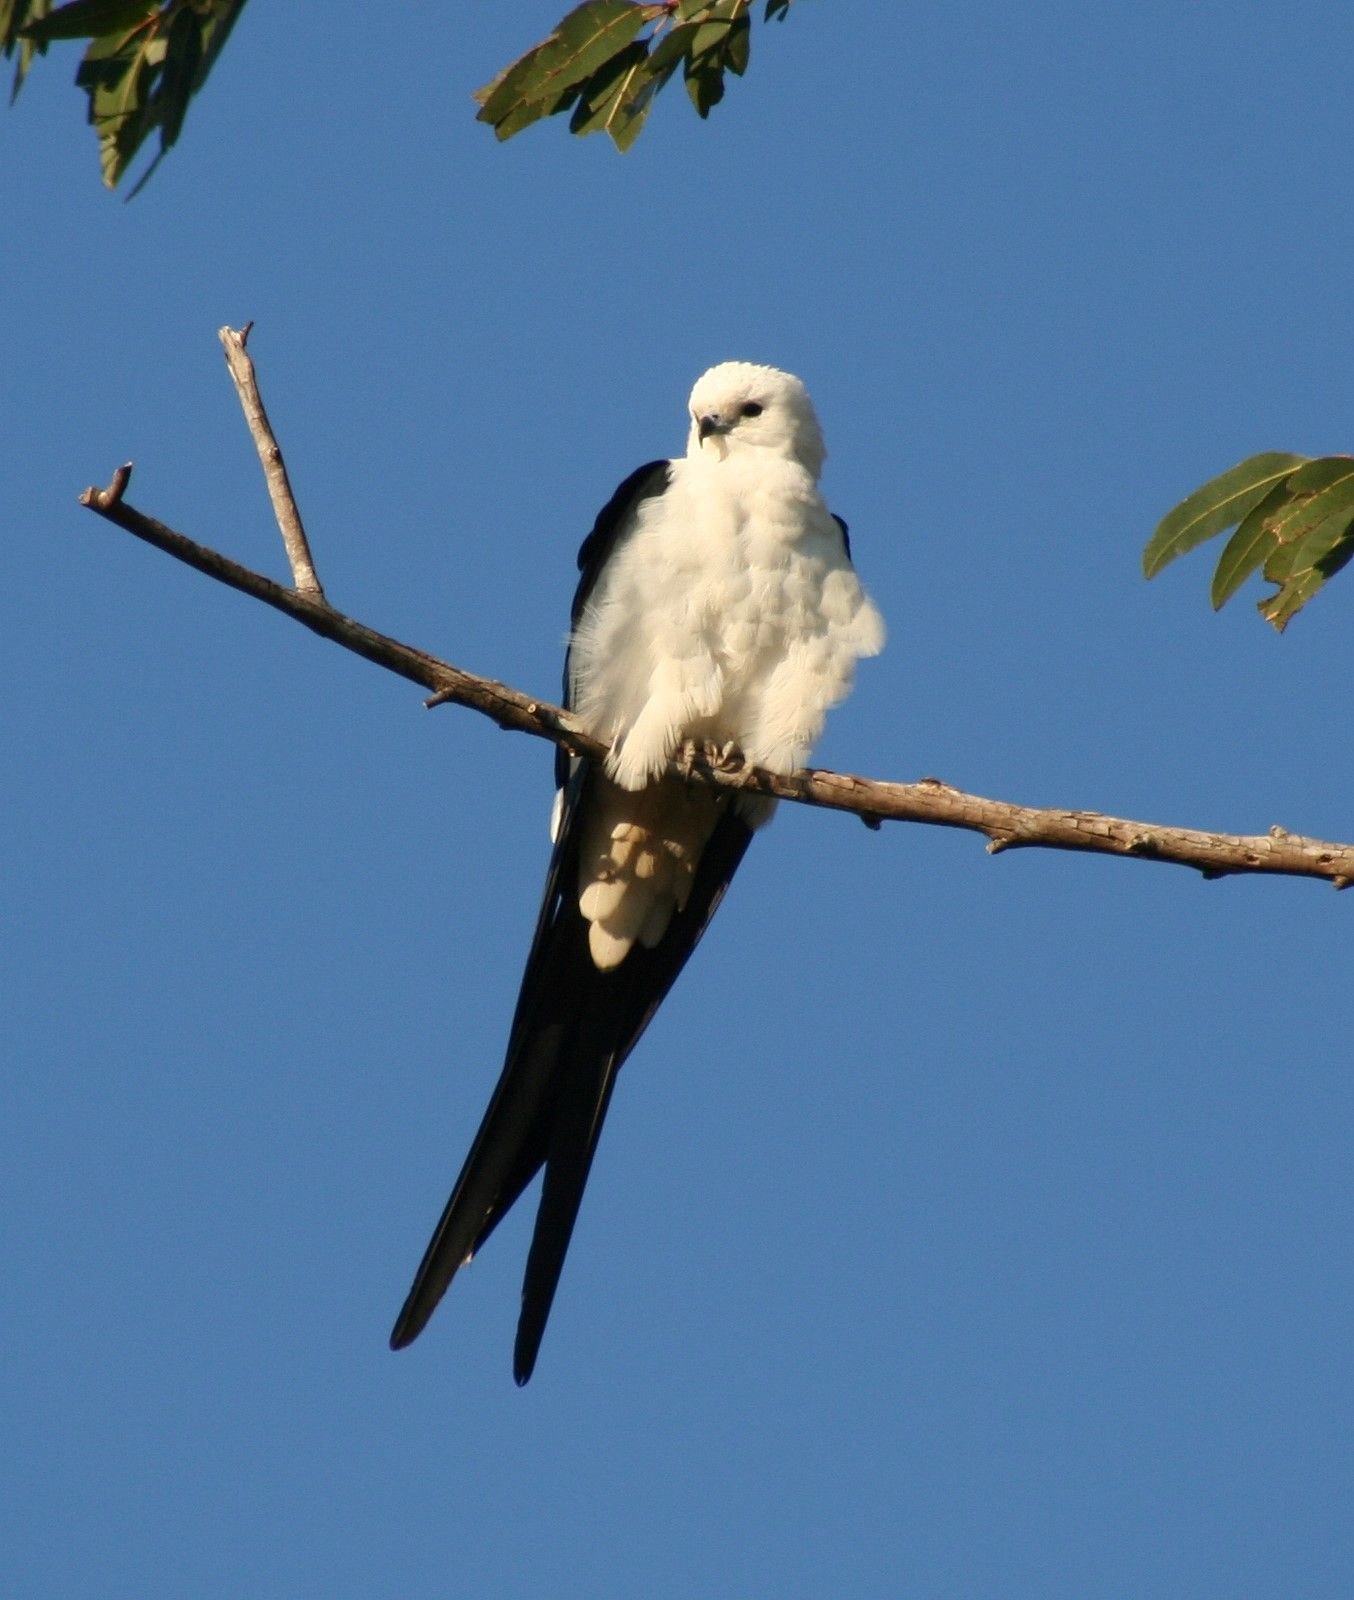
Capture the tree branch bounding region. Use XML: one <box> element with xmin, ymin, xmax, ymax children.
<box><xmin>217</xmin><ymin>323</ymin><xmax>324</xmax><ymax>597</ymax></box>
<box><xmin>77</xmin><ymin>466</ymin><xmax>1354</xmax><ymax>893</ymax></box>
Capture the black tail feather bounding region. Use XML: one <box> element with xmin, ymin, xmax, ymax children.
<box><xmin>390</xmin><ymin>769</ymin><xmax>755</xmax><ymax>1378</ymax></box>
<box><xmin>512</xmin><ymin>1048</ymin><xmax>621</xmax><ymax>1384</ymax></box>
<box><xmin>388</xmin><ymin>1029</ymin><xmax>557</xmax><ymax>1350</ymax></box>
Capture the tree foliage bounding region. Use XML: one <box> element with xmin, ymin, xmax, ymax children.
<box><xmin>4</xmin><ymin>0</ymin><xmax>244</xmax><ymax>193</ymax></box>
<box><xmin>9</xmin><ymin>2</ymin><xmax>1348</xmax><ymax>628</ymax></box>
<box><xmin>475</xmin><ymin>0</ymin><xmax>790</xmax><ymax>150</ymax></box>
<box><xmin>3</xmin><ymin>0</ymin><xmax>795</xmax><ymax>190</ymax></box>
<box><xmin>1143</xmin><ymin>453</ymin><xmax>1354</xmax><ymax>631</ymax></box>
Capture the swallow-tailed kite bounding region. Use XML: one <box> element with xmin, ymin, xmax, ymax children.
<box><xmin>390</xmin><ymin>362</ymin><xmax>885</xmax><ymax>1382</ymax></box>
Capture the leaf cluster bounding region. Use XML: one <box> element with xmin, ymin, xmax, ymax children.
<box><xmin>5</xmin><ymin>0</ymin><xmax>796</xmax><ymax>188</ymax></box>
<box><xmin>2</xmin><ymin>0</ymin><xmax>49</xmax><ymax>94</ymax></box>
<box><xmin>5</xmin><ymin>0</ymin><xmax>243</xmax><ymax>191</ymax></box>
<box><xmin>1143</xmin><ymin>452</ymin><xmax>1354</xmax><ymax>631</ymax></box>
<box><xmin>475</xmin><ymin>0</ymin><xmax>792</xmax><ymax>153</ymax></box>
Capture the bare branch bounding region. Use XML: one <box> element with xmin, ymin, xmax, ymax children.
<box><xmin>75</xmin><ymin>473</ymin><xmax>1354</xmax><ymax>892</ymax></box>
<box><xmin>217</xmin><ymin>324</ymin><xmax>325</xmax><ymax>598</ymax></box>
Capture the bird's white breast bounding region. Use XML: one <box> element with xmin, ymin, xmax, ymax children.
<box><xmin>569</xmin><ymin>453</ymin><xmax>884</xmax><ymax>793</ymax></box>
<box><xmin>564</xmin><ymin>450</ymin><xmax>883</xmax><ymax>970</ymax></box>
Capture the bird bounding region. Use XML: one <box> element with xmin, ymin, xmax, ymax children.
<box><xmin>390</xmin><ymin>361</ymin><xmax>885</xmax><ymax>1382</ymax></box>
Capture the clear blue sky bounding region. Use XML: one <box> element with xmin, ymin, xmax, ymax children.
<box><xmin>6</xmin><ymin>5</ymin><xmax>1353</xmax><ymax>1596</ymax></box>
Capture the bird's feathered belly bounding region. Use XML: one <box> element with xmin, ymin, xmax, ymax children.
<box><xmin>570</xmin><ymin>456</ymin><xmax>883</xmax><ymax>789</ymax></box>
<box><xmin>565</xmin><ymin>457</ymin><xmax>884</xmax><ymax>970</ymax></box>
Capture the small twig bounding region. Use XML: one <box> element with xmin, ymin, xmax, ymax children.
<box><xmin>218</xmin><ymin>324</ymin><xmax>325</xmax><ymax>598</ymax></box>
<box><xmin>85</xmin><ymin>461</ymin><xmax>134</xmax><ymax>508</ymax></box>
<box><xmin>75</xmin><ymin>477</ymin><xmax>1354</xmax><ymax>891</ymax></box>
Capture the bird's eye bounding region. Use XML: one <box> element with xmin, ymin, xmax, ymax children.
<box><xmin>740</xmin><ymin>402</ymin><xmax>763</xmax><ymax>418</ymax></box>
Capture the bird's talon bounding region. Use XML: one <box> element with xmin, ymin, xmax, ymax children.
<box><xmin>702</xmin><ymin>739</ymin><xmax>746</xmax><ymax>773</ymax></box>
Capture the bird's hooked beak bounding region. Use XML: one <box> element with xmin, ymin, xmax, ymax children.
<box><xmin>697</xmin><ymin>412</ymin><xmax>731</xmax><ymax>459</ymax></box>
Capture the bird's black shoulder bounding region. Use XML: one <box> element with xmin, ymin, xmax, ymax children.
<box><xmin>571</xmin><ymin>459</ymin><xmax>672</xmax><ymax>628</ymax></box>
<box><xmin>832</xmin><ymin>513</ymin><xmax>852</xmax><ymax>559</ymax></box>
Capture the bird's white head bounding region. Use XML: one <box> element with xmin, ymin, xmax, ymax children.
<box><xmin>686</xmin><ymin>361</ymin><xmax>827</xmax><ymax>480</ymax></box>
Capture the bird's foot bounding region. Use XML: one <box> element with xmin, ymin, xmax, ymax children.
<box><xmin>708</xmin><ymin>739</ymin><xmax>751</xmax><ymax>774</ymax></box>
<box><xmin>676</xmin><ymin>738</ymin><xmax>752</xmax><ymax>779</ymax></box>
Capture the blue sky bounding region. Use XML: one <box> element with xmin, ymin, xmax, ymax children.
<box><xmin>6</xmin><ymin>4</ymin><xmax>1353</xmax><ymax>1595</ymax></box>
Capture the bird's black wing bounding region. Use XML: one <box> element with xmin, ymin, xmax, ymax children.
<box><xmin>391</xmin><ymin>458</ymin><xmax>752</xmax><ymax>1384</ymax></box>
<box><xmin>553</xmin><ymin>459</ymin><xmax>670</xmax><ymax>788</ymax></box>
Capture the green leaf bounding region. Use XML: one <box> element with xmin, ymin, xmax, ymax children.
<box><xmin>1210</xmin><ymin>457</ymin><xmax>1354</xmax><ymax>609</ymax></box>
<box><xmin>689</xmin><ymin>17</ymin><xmax>731</xmax><ymax>53</ymax></box>
<box><xmin>1259</xmin><ymin>522</ymin><xmax>1354</xmax><ymax>632</ymax></box>
<box><xmin>55</xmin><ymin>0</ymin><xmax>243</xmax><ymax>189</ymax></box>
<box><xmin>1275</xmin><ymin>492</ymin><xmax>1354</xmax><ymax>578</ymax></box>
<box><xmin>1</xmin><ymin>0</ymin><xmax>35</xmax><ymax>43</ymax></box>
<box><xmin>646</xmin><ymin>19</ymin><xmax>699</xmax><ymax>75</ymax></box>
<box><xmin>609</xmin><ymin>46</ymin><xmax>682</xmax><ymax>148</ymax></box>
<box><xmin>689</xmin><ymin>0</ymin><xmax>748</xmax><ymax>46</ymax></box>
<box><xmin>194</xmin><ymin>0</ymin><xmax>243</xmax><ymax>79</ymax></box>
<box><xmin>1209</xmin><ymin>484</ymin><xmax>1293</xmax><ymax>609</ymax></box>
<box><xmin>20</xmin><ymin>0</ymin><xmax>151</xmax><ymax>43</ymax></box>
<box><xmin>568</xmin><ymin>38</ymin><xmax>648</xmax><ymax>140</ymax></box>
<box><xmin>475</xmin><ymin>0</ymin><xmax>779</xmax><ymax>149</ymax></box>
<box><xmin>683</xmin><ymin>59</ymin><xmax>723</xmax><ymax>115</ymax></box>
<box><xmin>1262</xmin><ymin>459</ymin><xmax>1354</xmax><ymax>582</ymax></box>
<box><xmin>155</xmin><ymin>0</ymin><xmax>200</xmax><ymax>147</ymax></box>
<box><xmin>476</xmin><ymin>1</ymin><xmax>651</xmax><ymax>141</ymax></box>
<box><xmin>74</xmin><ymin>24</ymin><xmax>153</xmax><ymax>187</ymax></box>
<box><xmin>725</xmin><ymin>11</ymin><xmax>750</xmax><ymax>74</ymax></box>
<box><xmin>1252</xmin><ymin>461</ymin><xmax>1354</xmax><ymax>629</ymax></box>
<box><xmin>682</xmin><ymin>1</ymin><xmax>748</xmax><ymax>116</ymax></box>
<box><xmin>3</xmin><ymin>0</ymin><xmax>53</xmax><ymax>100</ymax></box>
<box><xmin>1142</xmin><ymin>451</ymin><xmax>1308</xmax><ymax>578</ymax></box>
